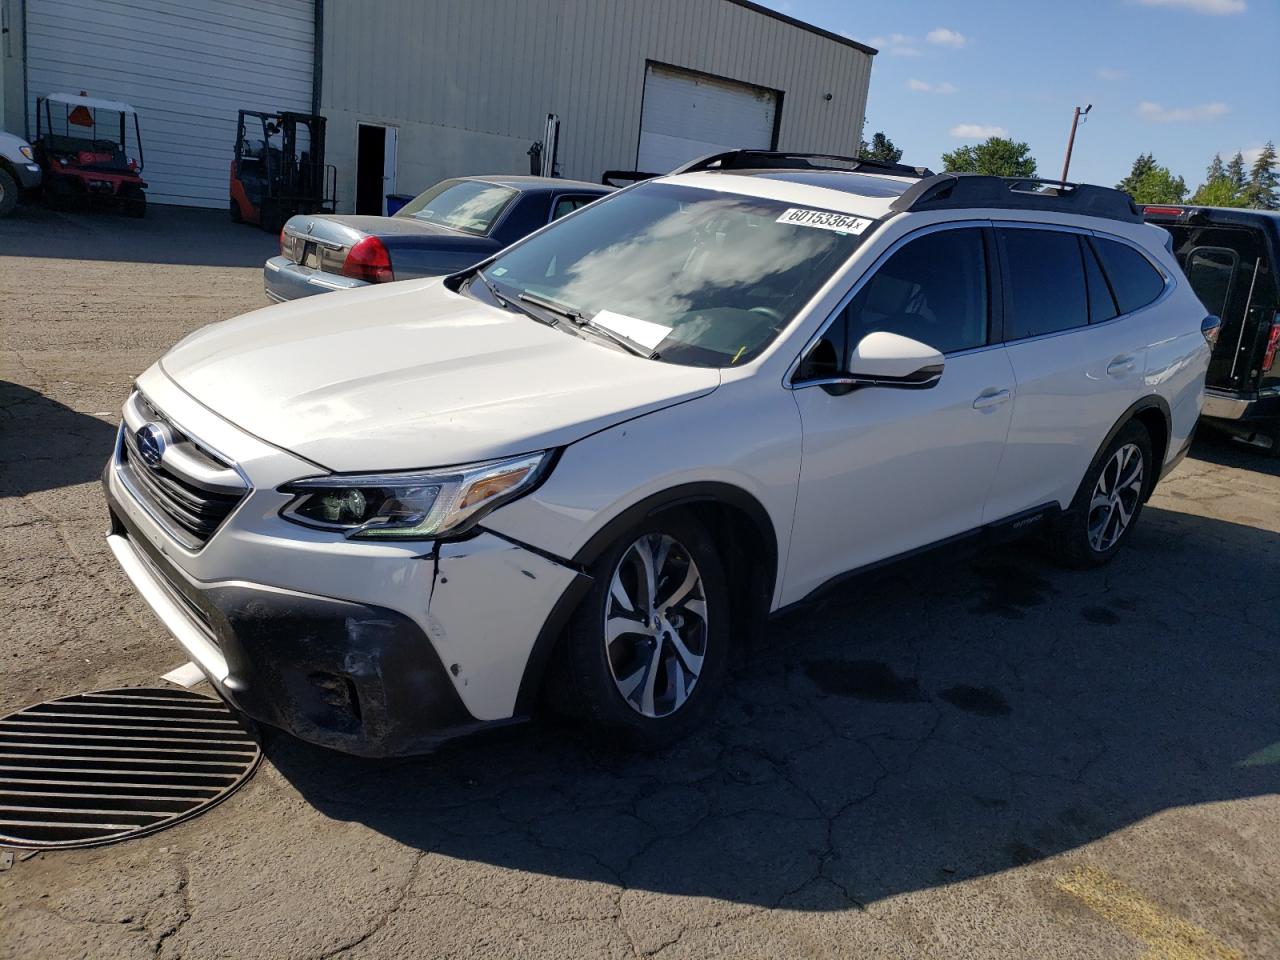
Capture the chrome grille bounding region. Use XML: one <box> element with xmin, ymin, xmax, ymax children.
<box><xmin>115</xmin><ymin>392</ymin><xmax>248</xmax><ymax>550</ymax></box>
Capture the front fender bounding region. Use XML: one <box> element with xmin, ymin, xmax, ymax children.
<box><xmin>482</xmin><ymin>377</ymin><xmax>802</xmax><ymax>612</ymax></box>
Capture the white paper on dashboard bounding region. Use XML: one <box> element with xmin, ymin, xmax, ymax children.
<box><xmin>591</xmin><ymin>310</ymin><xmax>671</xmax><ymax>350</ymax></box>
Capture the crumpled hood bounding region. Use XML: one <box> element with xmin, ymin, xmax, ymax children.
<box><xmin>160</xmin><ymin>279</ymin><xmax>720</xmax><ymax>472</ymax></box>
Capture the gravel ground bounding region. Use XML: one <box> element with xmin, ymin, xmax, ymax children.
<box><xmin>1</xmin><ymin>204</ymin><xmax>1278</xmax><ymax>960</ymax></box>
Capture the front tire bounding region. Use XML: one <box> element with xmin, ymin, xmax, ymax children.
<box><xmin>1049</xmin><ymin>421</ymin><xmax>1152</xmax><ymax>568</ymax></box>
<box><xmin>550</xmin><ymin>511</ymin><xmax>730</xmax><ymax>750</ymax></box>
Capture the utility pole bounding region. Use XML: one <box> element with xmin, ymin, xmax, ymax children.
<box><xmin>1060</xmin><ymin>104</ymin><xmax>1092</xmax><ymax>184</ymax></box>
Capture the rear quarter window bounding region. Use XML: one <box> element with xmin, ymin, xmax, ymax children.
<box><xmin>1092</xmin><ymin>238</ymin><xmax>1165</xmax><ymax>315</ymax></box>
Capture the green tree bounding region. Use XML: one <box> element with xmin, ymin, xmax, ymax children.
<box><xmin>859</xmin><ymin>131</ymin><xmax>903</xmax><ymax>164</ymax></box>
<box><xmin>1190</xmin><ymin>176</ymin><xmax>1246</xmax><ymax>207</ymax></box>
<box><xmin>1226</xmin><ymin>152</ymin><xmax>1248</xmax><ymax>194</ymax></box>
<box><xmin>1127</xmin><ymin>165</ymin><xmax>1188</xmax><ymax>205</ymax></box>
<box><xmin>941</xmin><ymin>137</ymin><xmax>1037</xmax><ymax>177</ymax></box>
<box><xmin>1205</xmin><ymin>153</ymin><xmax>1226</xmax><ymax>183</ymax></box>
<box><xmin>1242</xmin><ymin>141</ymin><xmax>1278</xmax><ymax>210</ymax></box>
<box><xmin>1116</xmin><ymin>153</ymin><xmax>1157</xmax><ymax>195</ymax></box>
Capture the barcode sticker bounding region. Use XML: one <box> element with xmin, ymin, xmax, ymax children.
<box><xmin>776</xmin><ymin>208</ymin><xmax>873</xmax><ymax>234</ymax></box>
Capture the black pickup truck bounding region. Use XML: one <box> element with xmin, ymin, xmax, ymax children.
<box><xmin>1143</xmin><ymin>205</ymin><xmax>1280</xmax><ymax>455</ymax></box>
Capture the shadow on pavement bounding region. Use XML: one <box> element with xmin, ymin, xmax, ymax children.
<box><xmin>268</xmin><ymin>505</ymin><xmax>1280</xmax><ymax>908</ymax></box>
<box><xmin>0</xmin><ymin>202</ymin><xmax>277</xmax><ymax>268</ymax></box>
<box><xmin>1189</xmin><ymin>429</ymin><xmax>1280</xmax><ymax>478</ymax></box>
<box><xmin>0</xmin><ymin>382</ymin><xmax>117</xmax><ymax>497</ymax></box>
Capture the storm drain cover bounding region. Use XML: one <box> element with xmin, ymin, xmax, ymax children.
<box><xmin>0</xmin><ymin>687</ymin><xmax>261</xmax><ymax>849</ymax></box>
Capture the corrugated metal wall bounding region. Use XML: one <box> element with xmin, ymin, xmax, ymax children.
<box><xmin>320</xmin><ymin>0</ymin><xmax>872</xmax><ymax>212</ymax></box>
<box><xmin>25</xmin><ymin>0</ymin><xmax>314</xmax><ymax>207</ymax></box>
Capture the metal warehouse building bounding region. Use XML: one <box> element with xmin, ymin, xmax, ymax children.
<box><xmin>1</xmin><ymin>0</ymin><xmax>875</xmax><ymax>212</ymax></box>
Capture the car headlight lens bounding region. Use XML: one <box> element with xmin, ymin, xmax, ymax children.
<box><xmin>19</xmin><ymin>145</ymin><xmax>34</xmax><ymax>161</ymax></box>
<box><xmin>280</xmin><ymin>452</ymin><xmax>550</xmax><ymax>540</ymax></box>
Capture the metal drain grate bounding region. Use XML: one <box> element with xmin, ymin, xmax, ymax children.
<box><xmin>0</xmin><ymin>687</ymin><xmax>261</xmax><ymax>849</ymax></box>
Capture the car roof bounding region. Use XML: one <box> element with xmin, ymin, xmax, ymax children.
<box><xmin>43</xmin><ymin>92</ymin><xmax>137</xmax><ymax>115</ymax></box>
<box><xmin>465</xmin><ymin>174</ymin><xmax>611</xmax><ymax>194</ymax></box>
<box><xmin>659</xmin><ymin>169</ymin><xmax>918</xmax><ymax>219</ymax></box>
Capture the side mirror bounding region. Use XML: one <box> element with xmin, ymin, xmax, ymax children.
<box><xmin>847</xmin><ymin>331</ymin><xmax>945</xmax><ymax>389</ymax></box>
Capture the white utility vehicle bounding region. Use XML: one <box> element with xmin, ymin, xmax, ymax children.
<box><xmin>104</xmin><ymin>152</ymin><xmax>1213</xmax><ymax>755</ymax></box>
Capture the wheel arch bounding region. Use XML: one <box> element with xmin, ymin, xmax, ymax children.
<box><xmin>512</xmin><ymin>481</ymin><xmax>780</xmax><ymax>715</ymax></box>
<box><xmin>1097</xmin><ymin>396</ymin><xmax>1172</xmax><ymax>501</ymax></box>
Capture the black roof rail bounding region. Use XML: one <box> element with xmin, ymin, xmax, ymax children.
<box><xmin>672</xmin><ymin>150</ymin><xmax>934</xmax><ymax>179</ymax></box>
<box><xmin>890</xmin><ymin>173</ymin><xmax>1142</xmax><ymax>223</ymax></box>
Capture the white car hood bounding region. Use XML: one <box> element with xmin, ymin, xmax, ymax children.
<box><xmin>159</xmin><ymin>279</ymin><xmax>720</xmax><ymax>472</ymax></box>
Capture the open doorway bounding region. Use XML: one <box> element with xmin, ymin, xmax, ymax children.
<box><xmin>355</xmin><ymin>123</ymin><xmax>397</xmax><ymax>215</ymax></box>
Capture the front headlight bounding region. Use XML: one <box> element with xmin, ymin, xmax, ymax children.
<box><xmin>279</xmin><ymin>452</ymin><xmax>550</xmax><ymax>540</ymax></box>
<box><xmin>19</xmin><ymin>145</ymin><xmax>35</xmax><ymax>161</ymax></box>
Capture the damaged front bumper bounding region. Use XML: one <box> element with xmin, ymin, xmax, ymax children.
<box><xmin>102</xmin><ymin>411</ymin><xmax>586</xmax><ymax>756</ymax></box>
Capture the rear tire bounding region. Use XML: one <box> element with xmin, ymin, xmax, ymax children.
<box><xmin>0</xmin><ymin>169</ymin><xmax>17</xmax><ymax>217</ymax></box>
<box><xmin>548</xmin><ymin>510</ymin><xmax>730</xmax><ymax>750</ymax></box>
<box><xmin>229</xmin><ymin>198</ymin><xmax>243</xmax><ymax>223</ymax></box>
<box><xmin>1048</xmin><ymin>420</ymin><xmax>1152</xmax><ymax>568</ymax></box>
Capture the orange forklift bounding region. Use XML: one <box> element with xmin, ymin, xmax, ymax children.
<box><xmin>230</xmin><ymin>110</ymin><xmax>335</xmax><ymax>231</ymax></box>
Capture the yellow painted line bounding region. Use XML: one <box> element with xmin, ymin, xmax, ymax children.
<box><xmin>1055</xmin><ymin>866</ymin><xmax>1240</xmax><ymax>960</ymax></box>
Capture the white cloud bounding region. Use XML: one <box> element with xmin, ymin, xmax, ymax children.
<box><xmin>950</xmin><ymin>124</ymin><xmax>1008</xmax><ymax>139</ymax></box>
<box><xmin>1136</xmin><ymin>0</ymin><xmax>1245</xmax><ymax>14</ymax></box>
<box><xmin>926</xmin><ymin>27</ymin><xmax>967</xmax><ymax>47</ymax></box>
<box><xmin>907</xmin><ymin>79</ymin><xmax>957</xmax><ymax>94</ymax></box>
<box><xmin>1096</xmin><ymin>67</ymin><xmax>1129</xmax><ymax>81</ymax></box>
<box><xmin>869</xmin><ymin>32</ymin><xmax>921</xmax><ymax>56</ymax></box>
<box><xmin>1220</xmin><ymin>145</ymin><xmax>1266</xmax><ymax>167</ymax></box>
<box><xmin>1137</xmin><ymin>100</ymin><xmax>1230</xmax><ymax>122</ymax></box>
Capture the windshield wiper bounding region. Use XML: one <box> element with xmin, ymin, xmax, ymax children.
<box><xmin>474</xmin><ymin>272</ymin><xmax>556</xmax><ymax>327</ymax></box>
<box><xmin>518</xmin><ymin>291</ymin><xmax>654</xmax><ymax>358</ymax></box>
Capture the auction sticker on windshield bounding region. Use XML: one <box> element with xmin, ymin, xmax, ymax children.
<box><xmin>776</xmin><ymin>208</ymin><xmax>873</xmax><ymax>235</ymax></box>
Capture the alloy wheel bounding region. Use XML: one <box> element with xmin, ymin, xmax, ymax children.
<box><xmin>1087</xmin><ymin>443</ymin><xmax>1144</xmax><ymax>553</ymax></box>
<box><xmin>604</xmin><ymin>533</ymin><xmax>709</xmax><ymax>718</ymax></box>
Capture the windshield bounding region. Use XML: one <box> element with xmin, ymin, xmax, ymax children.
<box><xmin>477</xmin><ymin>182</ymin><xmax>874</xmax><ymax>366</ymax></box>
<box><xmin>396</xmin><ymin>179</ymin><xmax>518</xmax><ymax>235</ymax></box>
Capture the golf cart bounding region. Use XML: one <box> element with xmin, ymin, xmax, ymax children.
<box><xmin>34</xmin><ymin>92</ymin><xmax>146</xmax><ymax>216</ymax></box>
<box><xmin>231</xmin><ymin>110</ymin><xmax>335</xmax><ymax>231</ymax></box>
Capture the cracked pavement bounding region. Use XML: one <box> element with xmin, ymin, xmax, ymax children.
<box><xmin>2</xmin><ymin>206</ymin><xmax>1278</xmax><ymax>959</ymax></box>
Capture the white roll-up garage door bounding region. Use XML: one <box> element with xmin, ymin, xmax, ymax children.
<box><xmin>25</xmin><ymin>0</ymin><xmax>314</xmax><ymax>208</ymax></box>
<box><xmin>636</xmin><ymin>63</ymin><xmax>778</xmax><ymax>174</ymax></box>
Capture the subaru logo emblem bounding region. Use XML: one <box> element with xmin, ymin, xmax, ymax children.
<box><xmin>135</xmin><ymin>423</ymin><xmax>167</xmax><ymax>468</ymax></box>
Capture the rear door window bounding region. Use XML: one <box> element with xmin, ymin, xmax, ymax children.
<box><xmin>998</xmin><ymin>228</ymin><xmax>1089</xmax><ymax>340</ymax></box>
<box><xmin>1082</xmin><ymin>238</ymin><xmax>1119</xmax><ymax>324</ymax></box>
<box><xmin>551</xmin><ymin>195</ymin><xmax>597</xmax><ymax>221</ymax></box>
<box><xmin>1092</xmin><ymin>237</ymin><xmax>1166</xmax><ymax>314</ymax></box>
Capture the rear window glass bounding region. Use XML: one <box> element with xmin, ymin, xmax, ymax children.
<box><xmin>1093</xmin><ymin>238</ymin><xmax>1165</xmax><ymax>315</ymax></box>
<box><xmin>999</xmin><ymin>229</ymin><xmax>1089</xmax><ymax>340</ymax></box>
<box><xmin>395</xmin><ymin>179</ymin><xmax>517</xmax><ymax>235</ymax></box>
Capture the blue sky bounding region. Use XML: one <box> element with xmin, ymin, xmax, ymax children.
<box><xmin>759</xmin><ymin>0</ymin><xmax>1279</xmax><ymax>189</ymax></box>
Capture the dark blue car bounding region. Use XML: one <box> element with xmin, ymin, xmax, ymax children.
<box><xmin>265</xmin><ymin>174</ymin><xmax>611</xmax><ymax>301</ymax></box>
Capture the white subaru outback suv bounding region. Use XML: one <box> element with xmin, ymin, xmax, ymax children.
<box><xmin>104</xmin><ymin>151</ymin><xmax>1214</xmax><ymax>756</ymax></box>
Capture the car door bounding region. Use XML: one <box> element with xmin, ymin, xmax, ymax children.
<box><xmin>784</xmin><ymin>224</ymin><xmax>1017</xmax><ymax>603</ymax></box>
<box><xmin>982</xmin><ymin>226</ymin><xmax>1157</xmax><ymax>522</ymax></box>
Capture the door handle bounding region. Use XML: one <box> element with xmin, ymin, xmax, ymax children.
<box><xmin>972</xmin><ymin>388</ymin><xmax>1011</xmax><ymax>410</ymax></box>
<box><xmin>1107</xmin><ymin>355</ymin><xmax>1137</xmax><ymax>376</ymax></box>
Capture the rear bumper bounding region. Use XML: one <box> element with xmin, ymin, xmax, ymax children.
<box><xmin>264</xmin><ymin>255</ymin><xmax>366</xmax><ymax>302</ymax></box>
<box><xmin>1201</xmin><ymin>389</ymin><xmax>1280</xmax><ymax>431</ymax></box>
